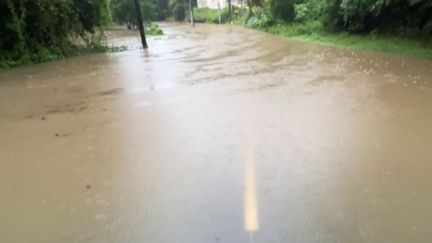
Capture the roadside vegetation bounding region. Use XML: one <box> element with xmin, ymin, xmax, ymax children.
<box><xmin>264</xmin><ymin>24</ymin><xmax>432</xmax><ymax>59</ymax></box>
<box><xmin>247</xmin><ymin>0</ymin><xmax>432</xmax><ymax>58</ymax></box>
<box><xmin>193</xmin><ymin>7</ymin><xmax>230</xmax><ymax>24</ymax></box>
<box><xmin>110</xmin><ymin>0</ymin><xmax>168</xmax><ymax>27</ymax></box>
<box><xmin>190</xmin><ymin>0</ymin><xmax>432</xmax><ymax>58</ymax></box>
<box><xmin>110</xmin><ymin>0</ymin><xmax>165</xmax><ymax>35</ymax></box>
<box><xmin>146</xmin><ymin>23</ymin><xmax>165</xmax><ymax>35</ymax></box>
<box><xmin>2</xmin><ymin>0</ymin><xmax>431</xmax><ymax>68</ymax></box>
<box><xmin>0</xmin><ymin>0</ymin><xmax>112</xmax><ymax>68</ymax></box>
<box><xmin>0</xmin><ymin>0</ymin><xmax>167</xmax><ymax>68</ymax></box>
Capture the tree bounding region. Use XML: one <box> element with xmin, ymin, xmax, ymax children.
<box><xmin>246</xmin><ymin>0</ymin><xmax>264</xmax><ymax>22</ymax></box>
<box><xmin>158</xmin><ymin>0</ymin><xmax>169</xmax><ymax>20</ymax></box>
<box><xmin>269</xmin><ymin>0</ymin><xmax>295</xmax><ymax>21</ymax></box>
<box><xmin>111</xmin><ymin>0</ymin><xmax>135</xmax><ymax>28</ymax></box>
<box><xmin>265</xmin><ymin>0</ymin><xmax>432</xmax><ymax>35</ymax></box>
<box><xmin>0</xmin><ymin>0</ymin><xmax>110</xmax><ymax>62</ymax></box>
<box><xmin>110</xmin><ymin>0</ymin><xmax>159</xmax><ymax>27</ymax></box>
<box><xmin>321</xmin><ymin>0</ymin><xmax>432</xmax><ymax>34</ymax></box>
<box><xmin>170</xmin><ymin>0</ymin><xmax>186</xmax><ymax>21</ymax></box>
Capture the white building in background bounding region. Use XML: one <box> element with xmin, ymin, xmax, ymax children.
<box><xmin>197</xmin><ymin>0</ymin><xmax>243</xmax><ymax>9</ymax></box>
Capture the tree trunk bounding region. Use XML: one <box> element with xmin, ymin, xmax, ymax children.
<box><xmin>246</xmin><ymin>0</ymin><xmax>253</xmax><ymax>24</ymax></box>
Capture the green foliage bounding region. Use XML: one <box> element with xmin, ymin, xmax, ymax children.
<box><xmin>264</xmin><ymin>20</ymin><xmax>323</xmax><ymax>36</ymax></box>
<box><xmin>254</xmin><ymin>13</ymin><xmax>271</xmax><ymax>28</ymax></box>
<box><xmin>110</xmin><ymin>0</ymin><xmax>160</xmax><ymax>27</ymax></box>
<box><xmin>248</xmin><ymin>0</ymin><xmax>432</xmax><ymax>36</ymax></box>
<box><xmin>294</xmin><ymin>3</ymin><xmax>308</xmax><ymax>22</ymax></box>
<box><xmin>110</xmin><ymin>0</ymin><xmax>135</xmax><ymax>27</ymax></box>
<box><xmin>173</xmin><ymin>3</ymin><xmax>186</xmax><ymax>21</ymax></box>
<box><xmin>320</xmin><ymin>0</ymin><xmax>432</xmax><ymax>35</ymax></box>
<box><xmin>269</xmin><ymin>0</ymin><xmax>294</xmax><ymax>21</ymax></box>
<box><xmin>193</xmin><ymin>7</ymin><xmax>230</xmax><ymax>24</ymax></box>
<box><xmin>236</xmin><ymin>0</ymin><xmax>431</xmax><ymax>58</ymax></box>
<box><xmin>0</xmin><ymin>0</ymin><xmax>111</xmax><ymax>68</ymax></box>
<box><xmin>247</xmin><ymin>0</ymin><xmax>264</xmax><ymax>8</ymax></box>
<box><xmin>146</xmin><ymin>23</ymin><xmax>164</xmax><ymax>35</ymax></box>
<box><xmin>158</xmin><ymin>0</ymin><xmax>170</xmax><ymax>19</ymax></box>
<box><xmin>231</xmin><ymin>6</ymin><xmax>250</xmax><ymax>24</ymax></box>
<box><xmin>264</xmin><ymin>23</ymin><xmax>432</xmax><ymax>59</ymax></box>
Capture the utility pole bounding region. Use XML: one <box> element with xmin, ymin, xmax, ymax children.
<box><xmin>133</xmin><ymin>0</ymin><xmax>148</xmax><ymax>49</ymax></box>
<box><xmin>189</xmin><ymin>0</ymin><xmax>195</xmax><ymax>28</ymax></box>
<box><xmin>228</xmin><ymin>0</ymin><xmax>232</xmax><ymax>23</ymax></box>
<box><xmin>218</xmin><ymin>2</ymin><xmax>221</xmax><ymax>24</ymax></box>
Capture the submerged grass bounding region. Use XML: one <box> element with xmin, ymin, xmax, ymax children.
<box><xmin>0</xmin><ymin>44</ymin><xmax>126</xmax><ymax>69</ymax></box>
<box><xmin>260</xmin><ymin>21</ymin><xmax>432</xmax><ymax>59</ymax></box>
<box><xmin>146</xmin><ymin>23</ymin><xmax>164</xmax><ymax>35</ymax></box>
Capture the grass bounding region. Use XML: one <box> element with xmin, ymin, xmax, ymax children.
<box><xmin>259</xmin><ymin>21</ymin><xmax>432</xmax><ymax>59</ymax></box>
<box><xmin>187</xmin><ymin>8</ymin><xmax>432</xmax><ymax>59</ymax></box>
<box><xmin>146</xmin><ymin>23</ymin><xmax>164</xmax><ymax>35</ymax></box>
<box><xmin>192</xmin><ymin>7</ymin><xmax>230</xmax><ymax>24</ymax></box>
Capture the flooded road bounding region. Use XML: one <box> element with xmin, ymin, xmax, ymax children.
<box><xmin>1</xmin><ymin>23</ymin><xmax>432</xmax><ymax>243</ymax></box>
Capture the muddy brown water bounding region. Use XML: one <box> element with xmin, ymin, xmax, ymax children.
<box><xmin>1</xmin><ymin>23</ymin><xmax>432</xmax><ymax>243</ymax></box>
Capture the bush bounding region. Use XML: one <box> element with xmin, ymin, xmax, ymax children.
<box><xmin>263</xmin><ymin>20</ymin><xmax>323</xmax><ymax>36</ymax></box>
<box><xmin>146</xmin><ymin>23</ymin><xmax>164</xmax><ymax>35</ymax></box>
<box><xmin>269</xmin><ymin>0</ymin><xmax>294</xmax><ymax>21</ymax></box>
<box><xmin>245</xmin><ymin>9</ymin><xmax>272</xmax><ymax>28</ymax></box>
<box><xmin>320</xmin><ymin>0</ymin><xmax>432</xmax><ymax>35</ymax></box>
<box><xmin>173</xmin><ymin>3</ymin><xmax>185</xmax><ymax>21</ymax></box>
<box><xmin>0</xmin><ymin>0</ymin><xmax>112</xmax><ymax>68</ymax></box>
<box><xmin>294</xmin><ymin>3</ymin><xmax>308</xmax><ymax>22</ymax></box>
<box><xmin>231</xmin><ymin>6</ymin><xmax>249</xmax><ymax>24</ymax></box>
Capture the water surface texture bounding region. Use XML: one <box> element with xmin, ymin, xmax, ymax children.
<box><xmin>1</xmin><ymin>23</ymin><xmax>432</xmax><ymax>243</ymax></box>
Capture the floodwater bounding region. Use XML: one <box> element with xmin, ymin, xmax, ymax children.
<box><xmin>1</xmin><ymin>22</ymin><xmax>432</xmax><ymax>243</ymax></box>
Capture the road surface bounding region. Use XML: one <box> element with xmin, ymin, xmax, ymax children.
<box><xmin>1</xmin><ymin>23</ymin><xmax>432</xmax><ymax>243</ymax></box>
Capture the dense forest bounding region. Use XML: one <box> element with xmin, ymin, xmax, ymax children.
<box><xmin>0</xmin><ymin>0</ymin><xmax>430</xmax><ymax>67</ymax></box>
<box><xmin>0</xmin><ymin>0</ymin><xmax>172</xmax><ymax>67</ymax></box>
<box><xmin>192</xmin><ymin>0</ymin><xmax>431</xmax><ymax>57</ymax></box>
<box><xmin>110</xmin><ymin>0</ymin><xmax>169</xmax><ymax>27</ymax></box>
<box><xmin>254</xmin><ymin>0</ymin><xmax>432</xmax><ymax>36</ymax></box>
<box><xmin>0</xmin><ymin>0</ymin><xmax>111</xmax><ymax>66</ymax></box>
<box><xmin>185</xmin><ymin>0</ymin><xmax>431</xmax><ymax>37</ymax></box>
